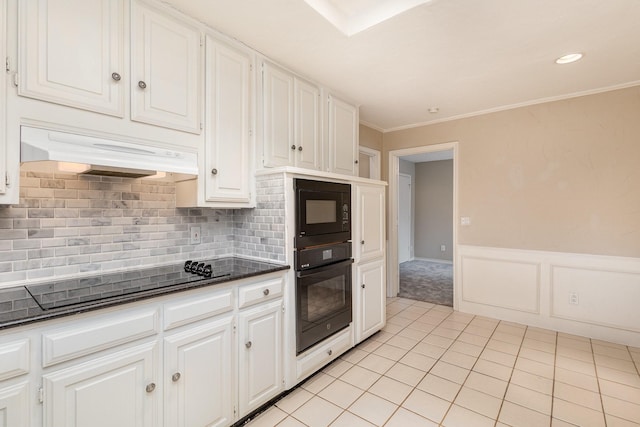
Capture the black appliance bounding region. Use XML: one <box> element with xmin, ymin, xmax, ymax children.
<box><xmin>295</xmin><ymin>242</ymin><xmax>353</xmax><ymax>354</ymax></box>
<box><xmin>294</xmin><ymin>179</ymin><xmax>351</xmax><ymax>248</ymax></box>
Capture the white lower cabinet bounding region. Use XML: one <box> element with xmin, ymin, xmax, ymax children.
<box><xmin>355</xmin><ymin>259</ymin><xmax>386</xmax><ymax>344</ymax></box>
<box><xmin>42</xmin><ymin>342</ymin><xmax>160</xmax><ymax>427</ymax></box>
<box><xmin>164</xmin><ymin>316</ymin><xmax>233</xmax><ymax>427</ymax></box>
<box><xmin>0</xmin><ymin>382</ymin><xmax>30</xmax><ymax>427</ymax></box>
<box><xmin>238</xmin><ymin>299</ymin><xmax>283</xmax><ymax>415</ymax></box>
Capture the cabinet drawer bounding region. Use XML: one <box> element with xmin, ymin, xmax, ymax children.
<box><xmin>0</xmin><ymin>338</ymin><xmax>30</xmax><ymax>381</ymax></box>
<box><xmin>163</xmin><ymin>288</ymin><xmax>233</xmax><ymax>331</ymax></box>
<box><xmin>42</xmin><ymin>309</ymin><xmax>159</xmax><ymax>367</ymax></box>
<box><xmin>238</xmin><ymin>278</ymin><xmax>283</xmax><ymax>309</ymax></box>
<box><xmin>296</xmin><ymin>326</ymin><xmax>352</xmax><ymax>381</ymax></box>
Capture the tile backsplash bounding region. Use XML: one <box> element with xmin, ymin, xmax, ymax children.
<box><xmin>0</xmin><ymin>167</ymin><xmax>286</xmax><ymax>286</ymax></box>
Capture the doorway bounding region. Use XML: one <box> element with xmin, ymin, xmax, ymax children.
<box><xmin>388</xmin><ymin>142</ymin><xmax>458</xmax><ymax>309</ymax></box>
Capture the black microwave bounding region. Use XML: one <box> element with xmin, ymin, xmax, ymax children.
<box><xmin>294</xmin><ymin>179</ymin><xmax>351</xmax><ymax>248</ymax></box>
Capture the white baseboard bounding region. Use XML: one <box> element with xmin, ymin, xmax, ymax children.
<box><xmin>456</xmin><ymin>245</ymin><xmax>640</xmax><ymax>348</ymax></box>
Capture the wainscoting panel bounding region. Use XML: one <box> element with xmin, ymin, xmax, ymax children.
<box><xmin>551</xmin><ymin>265</ymin><xmax>640</xmax><ymax>332</ymax></box>
<box><xmin>456</xmin><ymin>245</ymin><xmax>640</xmax><ymax>347</ymax></box>
<box><xmin>461</xmin><ymin>256</ymin><xmax>540</xmax><ymax>313</ymax></box>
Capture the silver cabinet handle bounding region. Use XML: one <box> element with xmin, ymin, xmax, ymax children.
<box><xmin>172</xmin><ymin>372</ymin><xmax>181</xmax><ymax>382</ymax></box>
<box><xmin>111</xmin><ymin>72</ymin><xmax>121</xmax><ymax>81</ymax></box>
<box><xmin>145</xmin><ymin>382</ymin><xmax>156</xmax><ymax>393</ymax></box>
<box><xmin>291</xmin><ymin>145</ymin><xmax>296</xmax><ymax>150</ymax></box>
<box><xmin>245</xmin><ymin>341</ymin><xmax>252</xmax><ymax>349</ymax></box>
<box><xmin>138</xmin><ymin>80</ymin><xmax>147</xmax><ymax>89</ymax></box>
<box><xmin>211</xmin><ymin>168</ymin><xmax>218</xmax><ymax>175</ymax></box>
<box><xmin>263</xmin><ymin>288</ymin><xmax>270</xmax><ymax>296</ymax></box>
<box><xmin>298</xmin><ymin>146</ymin><xmax>303</xmax><ymax>151</ymax></box>
<box><xmin>327</xmin><ymin>349</ymin><xmax>333</xmax><ymax>356</ymax></box>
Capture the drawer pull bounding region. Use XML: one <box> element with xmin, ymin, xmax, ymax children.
<box><xmin>291</xmin><ymin>145</ymin><xmax>296</xmax><ymax>150</ymax></box>
<box><xmin>327</xmin><ymin>349</ymin><xmax>333</xmax><ymax>356</ymax></box>
<box><xmin>145</xmin><ymin>382</ymin><xmax>156</xmax><ymax>393</ymax></box>
<box><xmin>245</xmin><ymin>341</ymin><xmax>252</xmax><ymax>349</ymax></box>
<box><xmin>211</xmin><ymin>168</ymin><xmax>218</xmax><ymax>175</ymax></box>
<box><xmin>361</xmin><ymin>284</ymin><xmax>366</xmax><ymax>289</ymax></box>
<box><xmin>172</xmin><ymin>372</ymin><xmax>181</xmax><ymax>382</ymax></box>
<box><xmin>111</xmin><ymin>72</ymin><xmax>121</xmax><ymax>81</ymax></box>
<box><xmin>138</xmin><ymin>80</ymin><xmax>147</xmax><ymax>89</ymax></box>
<box><xmin>263</xmin><ymin>289</ymin><xmax>270</xmax><ymax>296</ymax></box>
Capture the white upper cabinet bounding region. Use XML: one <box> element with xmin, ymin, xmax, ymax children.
<box><xmin>203</xmin><ymin>35</ymin><xmax>252</xmax><ymax>203</ymax></box>
<box><xmin>18</xmin><ymin>0</ymin><xmax>125</xmax><ymax>116</ymax></box>
<box><xmin>262</xmin><ymin>61</ymin><xmax>295</xmax><ymax>167</ymax></box>
<box><xmin>294</xmin><ymin>78</ymin><xmax>322</xmax><ymax>170</ymax></box>
<box><xmin>0</xmin><ymin>0</ymin><xmax>7</xmax><ymax>197</ymax></box>
<box><xmin>328</xmin><ymin>94</ymin><xmax>359</xmax><ymax>176</ymax></box>
<box><xmin>130</xmin><ymin>0</ymin><xmax>201</xmax><ymax>133</ymax></box>
<box><xmin>262</xmin><ymin>61</ymin><xmax>323</xmax><ymax>171</ymax></box>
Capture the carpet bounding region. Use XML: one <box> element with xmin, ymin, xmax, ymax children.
<box><xmin>398</xmin><ymin>259</ymin><xmax>453</xmax><ymax>306</ymax></box>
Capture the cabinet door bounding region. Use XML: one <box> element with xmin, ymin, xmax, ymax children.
<box><xmin>164</xmin><ymin>316</ymin><xmax>234</xmax><ymax>427</ymax></box>
<box><xmin>262</xmin><ymin>62</ymin><xmax>294</xmax><ymax>167</ymax></box>
<box><xmin>131</xmin><ymin>1</ymin><xmax>201</xmax><ymax>133</ymax></box>
<box><xmin>294</xmin><ymin>78</ymin><xmax>321</xmax><ymax>170</ymax></box>
<box><xmin>42</xmin><ymin>342</ymin><xmax>159</xmax><ymax>427</ymax></box>
<box><xmin>205</xmin><ymin>36</ymin><xmax>252</xmax><ymax>203</ymax></box>
<box><xmin>0</xmin><ymin>382</ymin><xmax>29</xmax><ymax>427</ymax></box>
<box><xmin>355</xmin><ymin>184</ymin><xmax>386</xmax><ymax>262</ymax></box>
<box><xmin>356</xmin><ymin>259</ymin><xmax>386</xmax><ymax>343</ymax></box>
<box><xmin>0</xmin><ymin>0</ymin><xmax>6</xmax><ymax>196</ymax></box>
<box><xmin>238</xmin><ymin>299</ymin><xmax>283</xmax><ymax>415</ymax></box>
<box><xmin>328</xmin><ymin>95</ymin><xmax>358</xmax><ymax>176</ymax></box>
<box><xmin>18</xmin><ymin>0</ymin><xmax>125</xmax><ymax>116</ymax></box>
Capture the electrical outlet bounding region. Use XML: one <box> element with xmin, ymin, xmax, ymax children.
<box><xmin>190</xmin><ymin>226</ymin><xmax>201</xmax><ymax>244</ymax></box>
<box><xmin>569</xmin><ymin>292</ymin><xmax>579</xmax><ymax>305</ymax></box>
<box><xmin>440</xmin><ymin>244</ymin><xmax>446</xmax><ymax>252</ymax></box>
<box><xmin>460</xmin><ymin>217</ymin><xmax>471</xmax><ymax>226</ymax></box>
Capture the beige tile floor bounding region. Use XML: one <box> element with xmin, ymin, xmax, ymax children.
<box><xmin>247</xmin><ymin>297</ymin><xmax>640</xmax><ymax>427</ymax></box>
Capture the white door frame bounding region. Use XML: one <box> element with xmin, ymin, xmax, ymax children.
<box><xmin>398</xmin><ymin>173</ymin><xmax>412</xmax><ymax>263</ymax></box>
<box><xmin>387</xmin><ymin>142</ymin><xmax>459</xmax><ymax>310</ymax></box>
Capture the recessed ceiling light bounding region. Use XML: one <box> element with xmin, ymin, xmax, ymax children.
<box><xmin>555</xmin><ymin>53</ymin><xmax>583</xmax><ymax>65</ymax></box>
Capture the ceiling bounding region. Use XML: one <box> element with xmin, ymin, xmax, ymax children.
<box><xmin>164</xmin><ymin>0</ymin><xmax>640</xmax><ymax>132</ymax></box>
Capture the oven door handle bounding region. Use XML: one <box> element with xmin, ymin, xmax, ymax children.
<box><xmin>296</xmin><ymin>258</ymin><xmax>354</xmax><ymax>279</ymax></box>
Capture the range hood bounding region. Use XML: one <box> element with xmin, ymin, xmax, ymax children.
<box><xmin>20</xmin><ymin>126</ymin><xmax>198</xmax><ymax>178</ymax></box>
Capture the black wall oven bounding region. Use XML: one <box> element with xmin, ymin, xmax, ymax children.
<box><xmin>295</xmin><ymin>243</ymin><xmax>353</xmax><ymax>354</ymax></box>
<box><xmin>294</xmin><ymin>179</ymin><xmax>351</xmax><ymax>248</ymax></box>
<box><xmin>294</xmin><ymin>179</ymin><xmax>353</xmax><ymax>355</ymax></box>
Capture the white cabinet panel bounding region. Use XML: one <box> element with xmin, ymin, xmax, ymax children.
<box><xmin>238</xmin><ymin>299</ymin><xmax>283</xmax><ymax>415</ymax></box>
<box><xmin>262</xmin><ymin>61</ymin><xmax>295</xmax><ymax>167</ymax></box>
<box><xmin>164</xmin><ymin>316</ymin><xmax>233</xmax><ymax>427</ymax></box>
<box><xmin>355</xmin><ymin>259</ymin><xmax>386</xmax><ymax>343</ymax></box>
<box><xmin>294</xmin><ymin>78</ymin><xmax>321</xmax><ymax>170</ymax></box>
<box><xmin>204</xmin><ymin>35</ymin><xmax>252</xmax><ymax>202</ymax></box>
<box><xmin>131</xmin><ymin>0</ymin><xmax>201</xmax><ymax>133</ymax></box>
<box><xmin>0</xmin><ymin>382</ymin><xmax>30</xmax><ymax>427</ymax></box>
<box><xmin>42</xmin><ymin>342</ymin><xmax>159</xmax><ymax>427</ymax></box>
<box><xmin>355</xmin><ymin>184</ymin><xmax>386</xmax><ymax>262</ymax></box>
<box><xmin>0</xmin><ymin>0</ymin><xmax>6</xmax><ymax>197</ymax></box>
<box><xmin>18</xmin><ymin>0</ymin><xmax>125</xmax><ymax>116</ymax></box>
<box><xmin>328</xmin><ymin>95</ymin><xmax>358</xmax><ymax>176</ymax></box>
<box><xmin>0</xmin><ymin>339</ymin><xmax>29</xmax><ymax>382</ymax></box>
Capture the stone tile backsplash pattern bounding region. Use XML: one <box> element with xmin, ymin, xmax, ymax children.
<box><xmin>0</xmin><ymin>170</ymin><xmax>286</xmax><ymax>285</ymax></box>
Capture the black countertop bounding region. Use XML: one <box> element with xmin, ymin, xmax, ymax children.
<box><xmin>0</xmin><ymin>257</ymin><xmax>289</xmax><ymax>331</ymax></box>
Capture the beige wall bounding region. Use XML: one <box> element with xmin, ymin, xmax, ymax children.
<box><xmin>359</xmin><ymin>124</ymin><xmax>383</xmax><ymax>151</ymax></box>
<box><xmin>415</xmin><ymin>160</ymin><xmax>453</xmax><ymax>261</ymax></box>
<box><xmin>383</xmin><ymin>86</ymin><xmax>640</xmax><ymax>258</ymax></box>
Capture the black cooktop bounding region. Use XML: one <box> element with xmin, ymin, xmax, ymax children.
<box><xmin>24</xmin><ymin>257</ymin><xmax>282</xmax><ymax>312</ymax></box>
